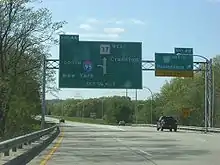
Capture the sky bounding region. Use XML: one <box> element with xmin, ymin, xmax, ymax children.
<box><xmin>34</xmin><ymin>0</ymin><xmax>220</xmax><ymax>100</ymax></box>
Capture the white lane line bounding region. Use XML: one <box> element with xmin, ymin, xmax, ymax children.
<box><xmin>197</xmin><ymin>138</ymin><xmax>206</xmax><ymax>142</ymax></box>
<box><xmin>66</xmin><ymin>122</ymin><xmax>126</xmax><ymax>131</ymax></box>
<box><xmin>113</xmin><ymin>137</ymin><xmax>153</xmax><ymax>157</ymax></box>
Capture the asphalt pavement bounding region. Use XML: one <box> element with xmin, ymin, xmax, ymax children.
<box><xmin>28</xmin><ymin>118</ymin><xmax>220</xmax><ymax>165</ymax></box>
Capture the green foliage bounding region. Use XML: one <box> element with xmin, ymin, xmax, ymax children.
<box><xmin>0</xmin><ymin>0</ymin><xmax>65</xmax><ymax>138</ymax></box>
<box><xmin>47</xmin><ymin>96</ymin><xmax>134</xmax><ymax>125</ymax></box>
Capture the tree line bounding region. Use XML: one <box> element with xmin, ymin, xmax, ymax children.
<box><xmin>0</xmin><ymin>0</ymin><xmax>65</xmax><ymax>139</ymax></box>
<box><xmin>48</xmin><ymin>55</ymin><xmax>220</xmax><ymax>127</ymax></box>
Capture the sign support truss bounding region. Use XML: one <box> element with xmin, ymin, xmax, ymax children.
<box><xmin>46</xmin><ymin>59</ymin><xmax>206</xmax><ymax>71</ymax></box>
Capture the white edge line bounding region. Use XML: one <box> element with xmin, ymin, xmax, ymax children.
<box><xmin>138</xmin><ymin>149</ymin><xmax>153</xmax><ymax>157</ymax></box>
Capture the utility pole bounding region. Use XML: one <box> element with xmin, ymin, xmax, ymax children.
<box><xmin>143</xmin><ymin>86</ymin><xmax>153</xmax><ymax>124</ymax></box>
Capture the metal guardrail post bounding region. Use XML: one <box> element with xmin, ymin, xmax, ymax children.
<box><xmin>18</xmin><ymin>144</ymin><xmax>23</xmax><ymax>149</ymax></box>
<box><xmin>12</xmin><ymin>147</ymin><xmax>16</xmax><ymax>152</ymax></box>
<box><xmin>4</xmin><ymin>150</ymin><xmax>9</xmax><ymax>156</ymax></box>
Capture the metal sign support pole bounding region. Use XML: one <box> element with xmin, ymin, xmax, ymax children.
<box><xmin>205</xmin><ymin>58</ymin><xmax>213</xmax><ymax>131</ymax></box>
<box><xmin>135</xmin><ymin>89</ymin><xmax>138</xmax><ymax>124</ymax></box>
<box><xmin>208</xmin><ymin>59</ymin><xmax>213</xmax><ymax>128</ymax></box>
<box><xmin>212</xmin><ymin>68</ymin><xmax>215</xmax><ymax>127</ymax></box>
<box><xmin>143</xmin><ymin>86</ymin><xmax>153</xmax><ymax>124</ymax></box>
<box><xmin>204</xmin><ymin>62</ymin><xmax>208</xmax><ymax>133</ymax></box>
<box><xmin>41</xmin><ymin>55</ymin><xmax>46</xmax><ymax>129</ymax></box>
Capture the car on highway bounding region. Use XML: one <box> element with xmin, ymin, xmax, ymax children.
<box><xmin>118</xmin><ymin>120</ymin><xmax>125</xmax><ymax>126</ymax></box>
<box><xmin>157</xmin><ymin>116</ymin><xmax>177</xmax><ymax>132</ymax></box>
<box><xmin>59</xmin><ymin>118</ymin><xmax>65</xmax><ymax>123</ymax></box>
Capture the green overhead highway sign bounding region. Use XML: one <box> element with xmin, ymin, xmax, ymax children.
<box><xmin>59</xmin><ymin>34</ymin><xmax>142</xmax><ymax>89</ymax></box>
<box><xmin>175</xmin><ymin>47</ymin><xmax>193</xmax><ymax>55</ymax></box>
<box><xmin>155</xmin><ymin>53</ymin><xmax>193</xmax><ymax>77</ymax></box>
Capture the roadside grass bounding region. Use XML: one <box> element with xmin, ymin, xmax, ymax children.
<box><xmin>55</xmin><ymin>116</ymin><xmax>109</xmax><ymax>125</ymax></box>
<box><xmin>51</xmin><ymin>115</ymin><xmax>134</xmax><ymax>126</ymax></box>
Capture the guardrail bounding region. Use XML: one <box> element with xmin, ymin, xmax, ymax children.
<box><xmin>131</xmin><ymin>124</ymin><xmax>220</xmax><ymax>133</ymax></box>
<box><xmin>0</xmin><ymin>124</ymin><xmax>59</xmax><ymax>157</ymax></box>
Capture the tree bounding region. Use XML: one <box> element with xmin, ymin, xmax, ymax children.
<box><xmin>0</xmin><ymin>0</ymin><xmax>66</xmax><ymax>137</ymax></box>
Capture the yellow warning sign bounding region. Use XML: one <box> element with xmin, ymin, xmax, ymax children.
<box><xmin>182</xmin><ymin>108</ymin><xmax>191</xmax><ymax>118</ymax></box>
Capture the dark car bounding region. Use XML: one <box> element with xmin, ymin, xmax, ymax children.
<box><xmin>157</xmin><ymin>116</ymin><xmax>177</xmax><ymax>132</ymax></box>
<box><xmin>118</xmin><ymin>120</ymin><xmax>125</xmax><ymax>126</ymax></box>
<box><xmin>59</xmin><ymin>118</ymin><xmax>65</xmax><ymax>123</ymax></box>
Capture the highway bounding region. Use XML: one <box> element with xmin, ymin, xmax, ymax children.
<box><xmin>28</xmin><ymin>118</ymin><xmax>220</xmax><ymax>165</ymax></box>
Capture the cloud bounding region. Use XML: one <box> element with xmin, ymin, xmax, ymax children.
<box><xmin>80</xmin><ymin>17</ymin><xmax>145</xmax><ymax>26</ymax></box>
<box><xmin>72</xmin><ymin>17</ymin><xmax>145</xmax><ymax>40</ymax></box>
<box><xmin>103</xmin><ymin>28</ymin><xmax>125</xmax><ymax>34</ymax></box>
<box><xmin>79</xmin><ymin>24</ymin><xmax>93</xmax><ymax>31</ymax></box>
<box><xmin>130</xmin><ymin>19</ymin><xmax>145</xmax><ymax>25</ymax></box>
<box><xmin>64</xmin><ymin>32</ymin><xmax>120</xmax><ymax>39</ymax></box>
<box><xmin>115</xmin><ymin>21</ymin><xmax>123</xmax><ymax>24</ymax></box>
<box><xmin>106</xmin><ymin>18</ymin><xmax>145</xmax><ymax>25</ymax></box>
<box><xmin>106</xmin><ymin>18</ymin><xmax>124</xmax><ymax>25</ymax></box>
<box><xmin>86</xmin><ymin>18</ymin><xmax>100</xmax><ymax>24</ymax></box>
<box><xmin>85</xmin><ymin>18</ymin><xmax>123</xmax><ymax>25</ymax></box>
<box><xmin>80</xmin><ymin>33</ymin><xmax>119</xmax><ymax>39</ymax></box>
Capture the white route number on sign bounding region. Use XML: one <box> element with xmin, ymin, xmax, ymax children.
<box><xmin>100</xmin><ymin>44</ymin><xmax>111</xmax><ymax>55</ymax></box>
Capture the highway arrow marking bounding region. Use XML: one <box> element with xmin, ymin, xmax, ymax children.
<box><xmin>97</xmin><ymin>57</ymin><xmax>107</xmax><ymax>76</ymax></box>
<box><xmin>103</xmin><ymin>57</ymin><xmax>107</xmax><ymax>75</ymax></box>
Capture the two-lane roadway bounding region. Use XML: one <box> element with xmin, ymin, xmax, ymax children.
<box><xmin>28</xmin><ymin>118</ymin><xmax>220</xmax><ymax>165</ymax></box>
